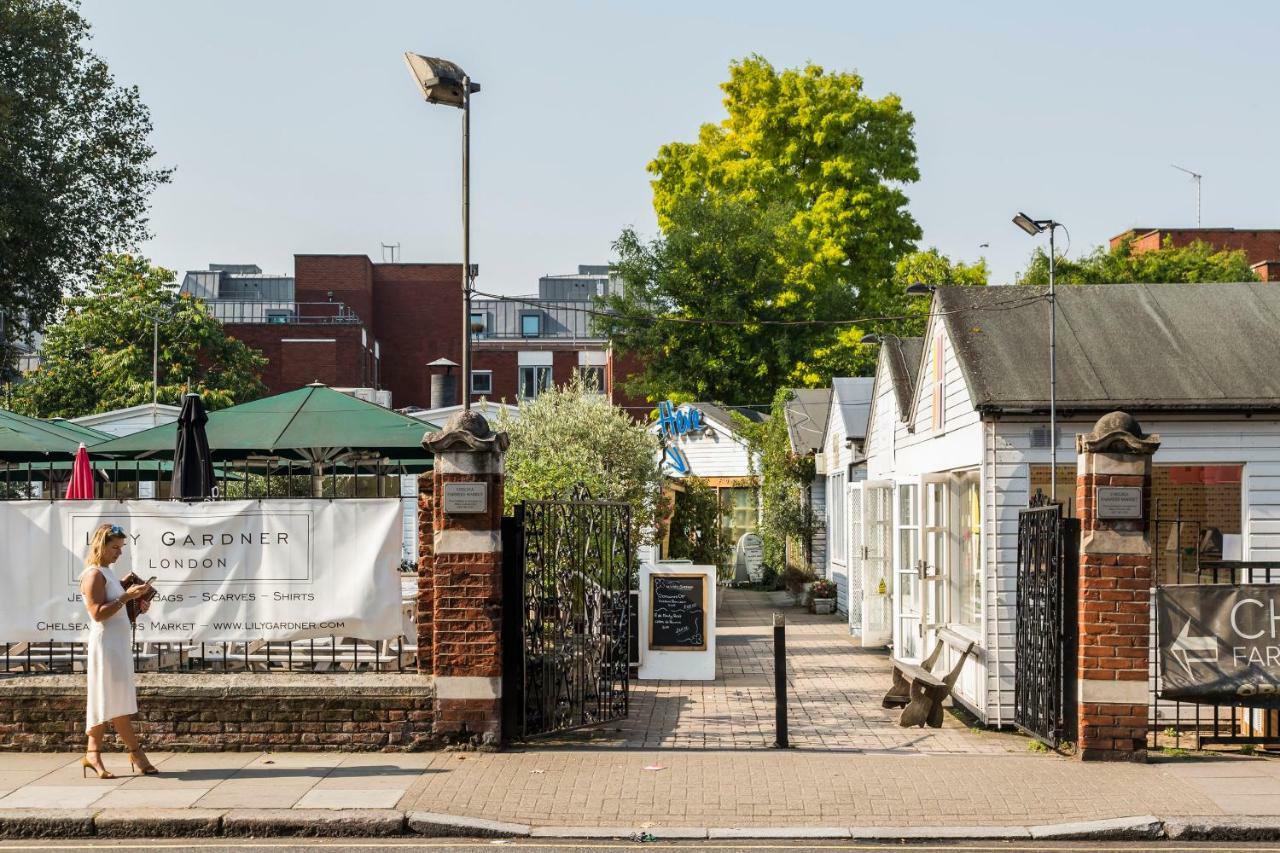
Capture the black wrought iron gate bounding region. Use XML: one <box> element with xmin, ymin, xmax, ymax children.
<box><xmin>501</xmin><ymin>486</ymin><xmax>632</xmax><ymax>740</ymax></box>
<box><xmin>1014</xmin><ymin>497</ymin><xmax>1080</xmax><ymax>747</ymax></box>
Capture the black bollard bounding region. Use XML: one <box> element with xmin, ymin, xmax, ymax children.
<box><xmin>772</xmin><ymin>612</ymin><xmax>788</xmax><ymax>748</ymax></box>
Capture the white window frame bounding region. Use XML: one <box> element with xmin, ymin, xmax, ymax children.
<box><xmin>518</xmin><ymin>365</ymin><xmax>553</xmax><ymax>400</ymax></box>
<box><xmin>575</xmin><ymin>365</ymin><xmax>606</xmax><ymax>394</ymax></box>
<box><xmin>829</xmin><ymin>471</ymin><xmax>846</xmax><ymax>563</ymax></box>
<box><xmin>471</xmin><ymin>370</ymin><xmax>493</xmax><ymax>395</ymax></box>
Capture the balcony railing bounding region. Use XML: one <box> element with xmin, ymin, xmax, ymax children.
<box><xmin>201</xmin><ymin>301</ymin><xmax>362</xmax><ymax>325</ymax></box>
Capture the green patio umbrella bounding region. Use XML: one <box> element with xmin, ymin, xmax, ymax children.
<box><xmin>0</xmin><ymin>409</ymin><xmax>101</xmax><ymax>462</ymax></box>
<box><xmin>89</xmin><ymin>383</ymin><xmax>440</xmax><ymax>466</ymax></box>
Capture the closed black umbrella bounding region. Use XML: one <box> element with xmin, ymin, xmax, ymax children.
<box><xmin>172</xmin><ymin>393</ymin><xmax>215</xmax><ymax>501</ymax></box>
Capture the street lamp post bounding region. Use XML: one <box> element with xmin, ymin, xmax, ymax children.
<box><xmin>404</xmin><ymin>53</ymin><xmax>481</xmax><ymax>411</ymax></box>
<box><xmin>142</xmin><ymin>305</ymin><xmax>176</xmax><ymax>427</ymax></box>
<box><xmin>1013</xmin><ymin>212</ymin><xmax>1063</xmax><ymax>503</ymax></box>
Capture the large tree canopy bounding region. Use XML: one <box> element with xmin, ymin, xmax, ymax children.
<box><xmin>600</xmin><ymin>56</ymin><xmax>925</xmax><ymax>405</ymax></box>
<box><xmin>13</xmin><ymin>254</ymin><xmax>267</xmax><ymax>418</ymax></box>
<box><xmin>0</xmin><ymin>0</ymin><xmax>171</xmax><ymax>358</ymax></box>
<box><xmin>1017</xmin><ymin>237</ymin><xmax>1258</xmax><ymax>285</ymax></box>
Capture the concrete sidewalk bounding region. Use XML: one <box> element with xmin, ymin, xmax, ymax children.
<box><xmin>0</xmin><ymin>748</ymin><xmax>1277</xmax><ymax>835</ymax></box>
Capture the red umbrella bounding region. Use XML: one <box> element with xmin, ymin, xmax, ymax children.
<box><xmin>65</xmin><ymin>443</ymin><xmax>95</xmax><ymax>500</ymax></box>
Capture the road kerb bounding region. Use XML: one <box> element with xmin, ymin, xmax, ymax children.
<box><xmin>849</xmin><ymin>825</ymin><xmax>1033</xmax><ymax>839</ymax></box>
<box><xmin>0</xmin><ymin>809</ymin><xmax>96</xmax><ymax>839</ymax></box>
<box><xmin>94</xmin><ymin>808</ymin><xmax>224</xmax><ymax>838</ymax></box>
<box><xmin>708</xmin><ymin>827</ymin><xmax>853</xmax><ymax>839</ymax></box>
<box><xmin>1029</xmin><ymin>815</ymin><xmax>1165</xmax><ymax>840</ymax></box>
<box><xmin>1163</xmin><ymin>815</ymin><xmax>1280</xmax><ymax>841</ymax></box>
<box><xmin>220</xmin><ymin>808</ymin><xmax>405</xmax><ymax>837</ymax></box>
<box><xmin>407</xmin><ymin>811</ymin><xmax>531</xmax><ymax>837</ymax></box>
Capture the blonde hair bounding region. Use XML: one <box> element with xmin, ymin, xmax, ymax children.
<box><xmin>84</xmin><ymin>523</ymin><xmax>126</xmax><ymax>568</ymax></box>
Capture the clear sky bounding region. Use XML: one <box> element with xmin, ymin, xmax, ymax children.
<box><xmin>78</xmin><ymin>0</ymin><xmax>1280</xmax><ymax>294</ymax></box>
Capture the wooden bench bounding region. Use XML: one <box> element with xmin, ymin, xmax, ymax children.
<box><xmin>881</xmin><ymin>635</ymin><xmax>976</xmax><ymax>728</ymax></box>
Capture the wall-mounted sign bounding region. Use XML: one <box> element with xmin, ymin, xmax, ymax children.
<box><xmin>1156</xmin><ymin>584</ymin><xmax>1280</xmax><ymax>706</ymax></box>
<box><xmin>657</xmin><ymin>401</ymin><xmax>705</xmax><ymax>439</ymax></box>
<box><xmin>649</xmin><ymin>573</ymin><xmax>707</xmax><ymax>651</ymax></box>
<box><xmin>442</xmin><ymin>482</ymin><xmax>488</xmax><ymax>514</ymax></box>
<box><xmin>1096</xmin><ymin>486</ymin><xmax>1143</xmax><ymax>519</ymax></box>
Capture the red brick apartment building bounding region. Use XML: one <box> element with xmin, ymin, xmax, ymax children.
<box><xmin>1111</xmin><ymin>227</ymin><xmax>1280</xmax><ymax>281</ymax></box>
<box><xmin>180</xmin><ymin>258</ymin><xmax>648</xmax><ymax>413</ymax></box>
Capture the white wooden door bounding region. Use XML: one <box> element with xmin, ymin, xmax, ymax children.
<box><xmin>920</xmin><ymin>476</ymin><xmax>951</xmax><ymax>646</ymax></box>
<box><xmin>860</xmin><ymin>481</ymin><xmax>893</xmax><ymax>647</ymax></box>
<box><xmin>847</xmin><ymin>484</ymin><xmax>863</xmax><ymax>636</ymax></box>
<box><xmin>893</xmin><ymin>482</ymin><xmax>921</xmax><ymax>661</ymax></box>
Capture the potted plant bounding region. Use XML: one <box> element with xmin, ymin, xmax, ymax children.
<box><xmin>808</xmin><ymin>578</ymin><xmax>837</xmax><ymax>615</ymax></box>
<box><xmin>782</xmin><ymin>565</ymin><xmax>816</xmax><ymax>606</ymax></box>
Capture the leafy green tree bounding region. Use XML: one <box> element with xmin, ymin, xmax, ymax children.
<box><xmin>495</xmin><ymin>375</ymin><xmax>666</xmax><ymax>548</ymax></box>
<box><xmin>1</xmin><ymin>0</ymin><xmax>171</xmax><ymax>358</ymax></box>
<box><xmin>735</xmin><ymin>390</ymin><xmax>821</xmax><ymax>574</ymax></box>
<box><xmin>601</xmin><ymin>55</ymin><xmax>923</xmax><ymax>403</ymax></box>
<box><xmin>1017</xmin><ymin>237</ymin><xmax>1257</xmax><ymax>285</ymax></box>
<box><xmin>666</xmin><ymin>476</ymin><xmax>730</xmax><ymax>569</ymax></box>
<box><xmin>13</xmin><ymin>254</ymin><xmax>267</xmax><ymax>418</ymax></box>
<box><xmin>789</xmin><ymin>248</ymin><xmax>988</xmax><ymax>386</ymax></box>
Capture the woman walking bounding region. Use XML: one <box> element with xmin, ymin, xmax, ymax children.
<box><xmin>79</xmin><ymin>523</ymin><xmax>158</xmax><ymax>778</ymax></box>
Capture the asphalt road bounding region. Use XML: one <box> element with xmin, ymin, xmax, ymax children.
<box><xmin>4</xmin><ymin>841</ymin><xmax>1280</xmax><ymax>852</ymax></box>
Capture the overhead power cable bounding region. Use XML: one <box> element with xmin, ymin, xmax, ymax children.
<box><xmin>468</xmin><ymin>288</ymin><xmax>1048</xmax><ymax>329</ymax></box>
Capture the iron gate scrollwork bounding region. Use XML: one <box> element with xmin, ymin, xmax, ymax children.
<box><xmin>1014</xmin><ymin>494</ymin><xmax>1079</xmax><ymax>747</ymax></box>
<box><xmin>502</xmin><ymin>484</ymin><xmax>632</xmax><ymax>740</ymax></box>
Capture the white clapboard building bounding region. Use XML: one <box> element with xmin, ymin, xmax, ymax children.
<box><xmin>831</xmin><ymin>282</ymin><xmax>1280</xmax><ymax>726</ymax></box>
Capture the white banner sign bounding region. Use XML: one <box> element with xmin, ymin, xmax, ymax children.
<box><xmin>0</xmin><ymin>499</ymin><xmax>404</xmax><ymax>643</ymax></box>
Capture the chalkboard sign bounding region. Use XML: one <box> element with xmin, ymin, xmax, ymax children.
<box><xmin>649</xmin><ymin>573</ymin><xmax>707</xmax><ymax>651</ymax></box>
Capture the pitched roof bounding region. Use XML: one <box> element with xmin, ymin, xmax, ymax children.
<box><xmin>695</xmin><ymin>403</ymin><xmax>769</xmax><ymax>433</ymax></box>
<box><xmin>831</xmin><ymin>378</ymin><xmax>875</xmax><ymax>440</ymax></box>
<box><xmin>782</xmin><ymin>388</ymin><xmax>832</xmax><ymax>454</ymax></box>
<box><xmin>882</xmin><ymin>336</ymin><xmax>924</xmax><ymax>421</ymax></box>
<box><xmin>935</xmin><ymin>282</ymin><xmax>1280</xmax><ymax>413</ymax></box>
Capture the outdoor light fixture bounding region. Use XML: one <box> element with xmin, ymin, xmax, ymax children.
<box><xmin>404</xmin><ymin>52</ymin><xmax>480</xmax><ymax>410</ymax></box>
<box><xmin>1012</xmin><ymin>211</ymin><xmax>1064</xmax><ymax>502</ymax></box>
<box><xmin>904</xmin><ymin>283</ymin><xmax>936</xmax><ymax>297</ymax></box>
<box><xmin>859</xmin><ymin>333</ymin><xmax>881</xmax><ymax>345</ymax></box>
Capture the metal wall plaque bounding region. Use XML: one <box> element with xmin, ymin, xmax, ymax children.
<box><xmin>1096</xmin><ymin>486</ymin><xmax>1143</xmax><ymax>519</ymax></box>
<box><xmin>442</xmin><ymin>482</ymin><xmax>488</xmax><ymax>514</ymax></box>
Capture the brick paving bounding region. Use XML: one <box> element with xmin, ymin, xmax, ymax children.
<box><xmin>539</xmin><ymin>587</ymin><xmax>1025</xmax><ymax>753</ymax></box>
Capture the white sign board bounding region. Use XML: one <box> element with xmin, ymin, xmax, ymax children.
<box><xmin>638</xmin><ymin>562</ymin><xmax>716</xmax><ymax>681</ymax></box>
<box><xmin>1096</xmin><ymin>486</ymin><xmax>1143</xmax><ymax>519</ymax></box>
<box><xmin>442</xmin><ymin>482</ymin><xmax>488</xmax><ymax>514</ymax></box>
<box><xmin>734</xmin><ymin>533</ymin><xmax>764</xmax><ymax>584</ymax></box>
<box><xmin>0</xmin><ymin>499</ymin><xmax>403</xmax><ymax>642</ymax></box>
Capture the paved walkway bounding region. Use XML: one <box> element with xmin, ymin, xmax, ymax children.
<box><xmin>1</xmin><ymin>749</ymin><xmax>1277</xmax><ymax>828</ymax></box>
<box><xmin>544</xmin><ymin>587</ymin><xmax>1023</xmax><ymax>753</ymax></box>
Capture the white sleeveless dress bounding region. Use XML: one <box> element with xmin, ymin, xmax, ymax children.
<box><xmin>82</xmin><ymin>566</ymin><xmax>138</xmax><ymax>731</ymax></box>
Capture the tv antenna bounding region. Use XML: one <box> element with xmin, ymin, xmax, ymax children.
<box><xmin>380</xmin><ymin>242</ymin><xmax>401</xmax><ymax>263</ymax></box>
<box><xmin>1171</xmin><ymin>164</ymin><xmax>1202</xmax><ymax>227</ymax></box>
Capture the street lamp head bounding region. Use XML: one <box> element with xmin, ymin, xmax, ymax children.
<box><xmin>403</xmin><ymin>53</ymin><xmax>479</xmax><ymax>108</ymax></box>
<box><xmin>904</xmin><ymin>282</ymin><xmax>936</xmax><ymax>297</ymax></box>
<box><xmin>1012</xmin><ymin>212</ymin><xmax>1045</xmax><ymax>236</ymax></box>
<box><xmin>859</xmin><ymin>333</ymin><xmax>881</xmax><ymax>345</ymax></box>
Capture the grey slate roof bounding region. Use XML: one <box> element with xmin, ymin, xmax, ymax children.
<box><xmin>935</xmin><ymin>283</ymin><xmax>1280</xmax><ymax>413</ymax></box>
<box><xmin>782</xmin><ymin>389</ymin><xmax>832</xmax><ymax>454</ymax></box>
<box><xmin>694</xmin><ymin>403</ymin><xmax>770</xmax><ymax>433</ymax></box>
<box><xmin>882</xmin><ymin>336</ymin><xmax>923</xmax><ymax>421</ymax></box>
<box><xmin>831</xmin><ymin>378</ymin><xmax>875</xmax><ymax>440</ymax></box>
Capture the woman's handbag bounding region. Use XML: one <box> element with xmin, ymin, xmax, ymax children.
<box><xmin>119</xmin><ymin>573</ymin><xmax>156</xmax><ymax>625</ymax></box>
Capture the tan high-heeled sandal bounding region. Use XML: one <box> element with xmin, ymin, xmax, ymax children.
<box><xmin>80</xmin><ymin>751</ymin><xmax>115</xmax><ymax>779</ymax></box>
<box><xmin>128</xmin><ymin>750</ymin><xmax>159</xmax><ymax>775</ymax></box>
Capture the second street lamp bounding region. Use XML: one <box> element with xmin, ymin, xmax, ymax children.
<box><xmin>1012</xmin><ymin>211</ymin><xmax>1063</xmax><ymax>503</ymax></box>
<box><xmin>404</xmin><ymin>52</ymin><xmax>481</xmax><ymax>410</ymax></box>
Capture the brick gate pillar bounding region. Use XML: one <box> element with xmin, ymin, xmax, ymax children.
<box><xmin>420</xmin><ymin>410</ymin><xmax>509</xmax><ymax>747</ymax></box>
<box><xmin>1075</xmin><ymin>411</ymin><xmax>1160</xmax><ymax>762</ymax></box>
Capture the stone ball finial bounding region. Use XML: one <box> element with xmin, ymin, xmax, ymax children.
<box><xmin>423</xmin><ymin>408</ymin><xmax>509</xmax><ymax>454</ymax></box>
<box><xmin>1076</xmin><ymin>410</ymin><xmax>1161</xmax><ymax>456</ymax></box>
<box><xmin>445</xmin><ymin>409</ymin><xmax>492</xmax><ymax>439</ymax></box>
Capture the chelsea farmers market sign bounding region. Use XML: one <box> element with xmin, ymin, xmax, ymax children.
<box><xmin>0</xmin><ymin>499</ymin><xmax>403</xmax><ymax>643</ymax></box>
<box><xmin>1156</xmin><ymin>584</ymin><xmax>1280</xmax><ymax>705</ymax></box>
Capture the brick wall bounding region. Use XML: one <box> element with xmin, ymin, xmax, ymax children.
<box><xmin>295</xmin><ymin>256</ymin><xmax>376</xmax><ymax>329</ymax></box>
<box><xmin>371</xmin><ymin>264</ymin><xmax>462</xmax><ymax>410</ymax></box>
<box><xmin>1111</xmin><ymin>228</ymin><xmax>1280</xmax><ymax>268</ymax></box>
<box><xmin>0</xmin><ymin>675</ymin><xmax>435</xmax><ymax>752</ymax></box>
<box><xmin>227</xmin><ymin>325</ymin><xmax>369</xmax><ymax>395</ymax></box>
